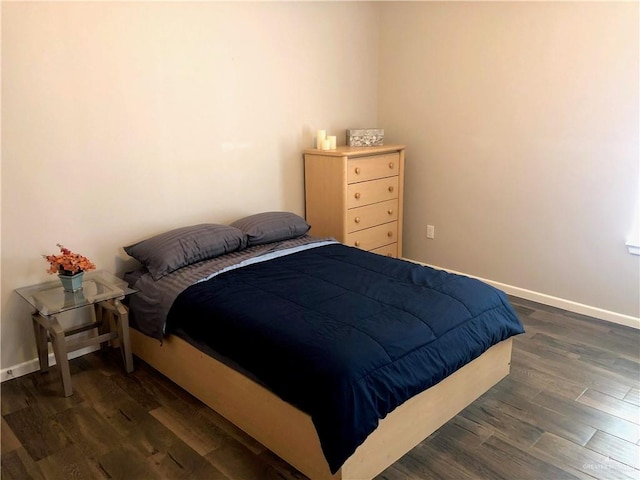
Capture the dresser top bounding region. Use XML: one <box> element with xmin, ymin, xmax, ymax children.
<box><xmin>303</xmin><ymin>144</ymin><xmax>405</xmax><ymax>157</ymax></box>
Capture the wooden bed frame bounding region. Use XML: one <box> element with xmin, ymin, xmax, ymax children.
<box><xmin>130</xmin><ymin>328</ymin><xmax>513</xmax><ymax>480</ymax></box>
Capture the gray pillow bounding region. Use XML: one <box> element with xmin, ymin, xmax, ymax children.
<box><xmin>124</xmin><ymin>224</ymin><xmax>246</xmax><ymax>280</ymax></box>
<box><xmin>231</xmin><ymin>212</ymin><xmax>310</xmax><ymax>247</ymax></box>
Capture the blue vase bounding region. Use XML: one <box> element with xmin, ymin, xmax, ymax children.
<box><xmin>58</xmin><ymin>271</ymin><xmax>84</xmax><ymax>292</ymax></box>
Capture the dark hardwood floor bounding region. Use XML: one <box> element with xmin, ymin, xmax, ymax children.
<box><xmin>2</xmin><ymin>297</ymin><xmax>639</xmax><ymax>479</ymax></box>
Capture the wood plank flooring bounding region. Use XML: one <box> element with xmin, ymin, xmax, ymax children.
<box><xmin>2</xmin><ymin>297</ymin><xmax>639</xmax><ymax>479</ymax></box>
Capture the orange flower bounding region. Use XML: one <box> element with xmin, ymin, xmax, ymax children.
<box><xmin>43</xmin><ymin>244</ymin><xmax>96</xmax><ymax>275</ymax></box>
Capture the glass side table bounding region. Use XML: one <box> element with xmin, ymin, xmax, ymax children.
<box><xmin>16</xmin><ymin>270</ymin><xmax>138</xmax><ymax>397</ymax></box>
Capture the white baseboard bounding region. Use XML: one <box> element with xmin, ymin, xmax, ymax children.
<box><xmin>406</xmin><ymin>259</ymin><xmax>640</xmax><ymax>330</ymax></box>
<box><xmin>1</xmin><ymin>345</ymin><xmax>99</xmax><ymax>383</ymax></box>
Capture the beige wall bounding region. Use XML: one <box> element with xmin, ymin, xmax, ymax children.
<box><xmin>2</xmin><ymin>1</ymin><xmax>638</xmax><ymax>376</ymax></box>
<box><xmin>378</xmin><ymin>1</ymin><xmax>639</xmax><ymax>318</ymax></box>
<box><xmin>1</xmin><ymin>2</ymin><xmax>380</xmax><ymax>371</ymax></box>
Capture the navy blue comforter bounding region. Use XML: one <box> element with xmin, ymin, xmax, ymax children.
<box><xmin>166</xmin><ymin>243</ymin><xmax>524</xmax><ymax>473</ymax></box>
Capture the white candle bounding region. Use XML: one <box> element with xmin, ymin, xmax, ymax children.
<box><xmin>317</xmin><ymin>130</ymin><xmax>326</xmax><ymax>149</ymax></box>
<box><xmin>322</xmin><ymin>139</ymin><xmax>331</xmax><ymax>150</ymax></box>
<box><xmin>328</xmin><ymin>135</ymin><xmax>336</xmax><ymax>149</ymax></box>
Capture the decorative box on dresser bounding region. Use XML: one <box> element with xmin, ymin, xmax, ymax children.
<box><xmin>304</xmin><ymin>144</ymin><xmax>405</xmax><ymax>258</ymax></box>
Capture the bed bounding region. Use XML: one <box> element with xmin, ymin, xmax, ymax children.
<box><xmin>123</xmin><ymin>212</ymin><xmax>524</xmax><ymax>480</ymax></box>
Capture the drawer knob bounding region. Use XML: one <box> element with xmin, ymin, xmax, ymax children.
<box><xmin>355</xmin><ymin>192</ymin><xmax>361</xmax><ymax>199</ymax></box>
<box><xmin>387</xmin><ymin>231</ymin><xmax>394</xmax><ymax>237</ymax></box>
<box><xmin>355</xmin><ymin>217</ymin><xmax>361</xmax><ymax>223</ymax></box>
<box><xmin>388</xmin><ymin>186</ymin><xmax>394</xmax><ymax>193</ymax></box>
<box><xmin>388</xmin><ymin>209</ymin><xmax>393</xmax><ymax>215</ymax></box>
<box><xmin>355</xmin><ymin>241</ymin><xmax>361</xmax><ymax>247</ymax></box>
<box><xmin>355</xmin><ymin>167</ymin><xmax>361</xmax><ymax>174</ymax></box>
<box><xmin>389</xmin><ymin>162</ymin><xmax>394</xmax><ymax>169</ymax></box>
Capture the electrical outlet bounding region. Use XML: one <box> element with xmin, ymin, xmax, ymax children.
<box><xmin>426</xmin><ymin>225</ymin><xmax>435</xmax><ymax>239</ymax></box>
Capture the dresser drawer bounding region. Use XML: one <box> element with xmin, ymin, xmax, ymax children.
<box><xmin>345</xmin><ymin>222</ymin><xmax>398</xmax><ymax>251</ymax></box>
<box><xmin>346</xmin><ymin>199</ymin><xmax>398</xmax><ymax>233</ymax></box>
<box><xmin>347</xmin><ymin>153</ymin><xmax>400</xmax><ymax>183</ymax></box>
<box><xmin>304</xmin><ymin>144</ymin><xmax>405</xmax><ymax>257</ymax></box>
<box><xmin>347</xmin><ymin>177</ymin><xmax>399</xmax><ymax>209</ymax></box>
<box><xmin>370</xmin><ymin>243</ymin><xmax>398</xmax><ymax>258</ymax></box>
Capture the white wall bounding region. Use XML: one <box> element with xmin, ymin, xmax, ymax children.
<box><xmin>378</xmin><ymin>1</ymin><xmax>640</xmax><ymax>320</ymax></box>
<box><xmin>1</xmin><ymin>2</ymin><xmax>380</xmax><ymax>372</ymax></box>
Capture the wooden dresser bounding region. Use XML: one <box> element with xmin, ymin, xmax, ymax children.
<box><xmin>303</xmin><ymin>144</ymin><xmax>405</xmax><ymax>258</ymax></box>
